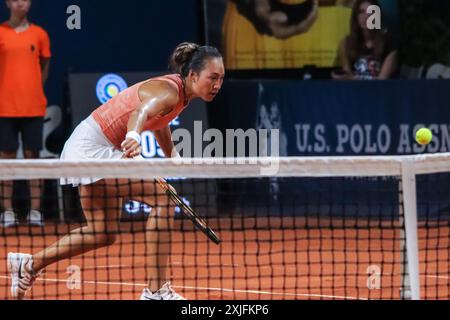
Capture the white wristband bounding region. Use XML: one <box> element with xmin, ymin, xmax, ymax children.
<box><xmin>126</xmin><ymin>131</ymin><xmax>141</xmax><ymax>144</ymax></box>
<box><xmin>171</xmin><ymin>149</ymin><xmax>181</xmax><ymax>158</ymax></box>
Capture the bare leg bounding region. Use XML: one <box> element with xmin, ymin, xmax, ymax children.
<box><xmin>0</xmin><ymin>151</ymin><xmax>17</xmax><ymax>210</ymax></box>
<box><xmin>31</xmin><ymin>177</ymin><xmax>173</xmax><ymax>290</ymax></box>
<box><xmin>32</xmin><ymin>182</ymin><xmax>121</xmax><ymax>271</ymax></box>
<box><xmin>24</xmin><ymin>150</ymin><xmax>41</xmax><ymax>211</ymax></box>
<box><xmin>143</xmin><ymin>197</ymin><xmax>174</xmax><ymax>292</ymax></box>
<box><xmin>111</xmin><ymin>179</ymin><xmax>175</xmax><ymax>292</ymax></box>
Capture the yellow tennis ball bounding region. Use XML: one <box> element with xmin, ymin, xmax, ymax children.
<box><xmin>415</xmin><ymin>128</ymin><xmax>432</xmax><ymax>145</ymax></box>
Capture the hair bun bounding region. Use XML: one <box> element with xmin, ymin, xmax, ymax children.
<box><xmin>168</xmin><ymin>42</ymin><xmax>222</xmax><ymax>77</ymax></box>
<box><xmin>169</xmin><ymin>42</ymin><xmax>200</xmax><ymax>74</ymax></box>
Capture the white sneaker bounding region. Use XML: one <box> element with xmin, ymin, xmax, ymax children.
<box><xmin>27</xmin><ymin>210</ymin><xmax>44</xmax><ymax>227</ymax></box>
<box><xmin>140</xmin><ymin>282</ymin><xmax>186</xmax><ymax>300</ymax></box>
<box><xmin>0</xmin><ymin>210</ymin><xmax>18</xmax><ymax>228</ymax></box>
<box><xmin>7</xmin><ymin>252</ymin><xmax>39</xmax><ymax>300</ymax></box>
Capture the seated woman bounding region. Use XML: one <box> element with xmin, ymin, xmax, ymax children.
<box><xmin>333</xmin><ymin>0</ymin><xmax>398</xmax><ymax>80</ymax></box>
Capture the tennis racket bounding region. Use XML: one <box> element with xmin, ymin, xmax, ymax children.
<box><xmin>155</xmin><ymin>178</ymin><xmax>221</xmax><ymax>245</ymax></box>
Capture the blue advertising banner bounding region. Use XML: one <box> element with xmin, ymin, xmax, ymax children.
<box><xmin>210</xmin><ymin>79</ymin><xmax>450</xmax><ymax>157</ymax></box>
<box><xmin>209</xmin><ymin>80</ymin><xmax>450</xmax><ymax>220</ymax></box>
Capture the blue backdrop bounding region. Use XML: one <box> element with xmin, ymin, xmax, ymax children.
<box><xmin>209</xmin><ymin>79</ymin><xmax>450</xmax><ymax>156</ymax></box>
<box><xmin>209</xmin><ymin>79</ymin><xmax>450</xmax><ymax>220</ymax></box>
<box><xmin>0</xmin><ymin>0</ymin><xmax>201</xmax><ymax>152</ymax></box>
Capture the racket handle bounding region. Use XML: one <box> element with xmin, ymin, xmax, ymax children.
<box><xmin>206</xmin><ymin>228</ymin><xmax>221</xmax><ymax>245</ymax></box>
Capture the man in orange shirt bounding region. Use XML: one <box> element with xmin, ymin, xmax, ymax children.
<box><xmin>0</xmin><ymin>0</ymin><xmax>51</xmax><ymax>227</ymax></box>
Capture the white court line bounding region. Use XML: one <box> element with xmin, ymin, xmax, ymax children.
<box><xmin>2</xmin><ymin>270</ymin><xmax>446</xmax><ymax>299</ymax></box>
<box><xmin>173</xmin><ymin>285</ymin><xmax>363</xmax><ymax>300</ymax></box>
<box><xmin>0</xmin><ymin>275</ymin><xmax>363</xmax><ymax>300</ymax></box>
<box><xmin>387</xmin><ymin>273</ymin><xmax>450</xmax><ymax>281</ymax></box>
<box><xmin>81</xmin><ymin>265</ymin><xmax>129</xmax><ymax>270</ymax></box>
<box><xmin>172</xmin><ymin>261</ymin><xmax>240</xmax><ymax>268</ymax></box>
<box><xmin>0</xmin><ymin>275</ymin><xmax>144</xmax><ymax>287</ymax></box>
<box><xmin>423</xmin><ymin>275</ymin><xmax>450</xmax><ymax>280</ymax></box>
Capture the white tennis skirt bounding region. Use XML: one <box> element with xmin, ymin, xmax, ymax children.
<box><xmin>60</xmin><ymin>115</ymin><xmax>124</xmax><ymax>187</ymax></box>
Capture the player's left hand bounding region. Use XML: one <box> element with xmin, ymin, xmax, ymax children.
<box><xmin>121</xmin><ymin>138</ymin><xmax>142</xmax><ymax>158</ymax></box>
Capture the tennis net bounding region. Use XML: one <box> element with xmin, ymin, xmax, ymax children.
<box><xmin>0</xmin><ymin>155</ymin><xmax>448</xmax><ymax>300</ymax></box>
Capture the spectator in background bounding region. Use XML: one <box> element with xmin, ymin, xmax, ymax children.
<box><xmin>0</xmin><ymin>0</ymin><xmax>51</xmax><ymax>227</ymax></box>
<box><xmin>333</xmin><ymin>0</ymin><xmax>397</xmax><ymax>80</ymax></box>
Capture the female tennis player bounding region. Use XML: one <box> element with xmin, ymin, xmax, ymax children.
<box><xmin>7</xmin><ymin>42</ymin><xmax>225</xmax><ymax>300</ymax></box>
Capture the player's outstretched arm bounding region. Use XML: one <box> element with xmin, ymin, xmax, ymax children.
<box><xmin>121</xmin><ymin>81</ymin><xmax>179</xmax><ymax>158</ymax></box>
<box><xmin>153</xmin><ymin>125</ymin><xmax>180</xmax><ymax>158</ymax></box>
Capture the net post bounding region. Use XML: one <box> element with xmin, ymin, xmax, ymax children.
<box><xmin>400</xmin><ymin>160</ymin><xmax>421</xmax><ymax>300</ymax></box>
<box><xmin>398</xmin><ymin>177</ymin><xmax>411</xmax><ymax>299</ymax></box>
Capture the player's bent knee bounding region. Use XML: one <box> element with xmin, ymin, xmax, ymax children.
<box><xmin>153</xmin><ymin>205</ymin><xmax>175</xmax><ymax>219</ymax></box>
<box><xmin>155</xmin><ymin>194</ymin><xmax>171</xmax><ymax>207</ymax></box>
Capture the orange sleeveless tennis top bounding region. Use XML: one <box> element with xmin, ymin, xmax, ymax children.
<box><xmin>92</xmin><ymin>74</ymin><xmax>187</xmax><ymax>149</ymax></box>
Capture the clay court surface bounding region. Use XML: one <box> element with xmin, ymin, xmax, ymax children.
<box><xmin>0</xmin><ymin>219</ymin><xmax>448</xmax><ymax>300</ymax></box>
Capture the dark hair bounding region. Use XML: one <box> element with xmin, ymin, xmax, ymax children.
<box><xmin>346</xmin><ymin>0</ymin><xmax>387</xmax><ymax>63</ymax></box>
<box><xmin>169</xmin><ymin>42</ymin><xmax>222</xmax><ymax>78</ymax></box>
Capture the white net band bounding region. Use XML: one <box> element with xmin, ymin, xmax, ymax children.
<box><xmin>1</xmin><ymin>153</ymin><xmax>450</xmax><ymax>180</ymax></box>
